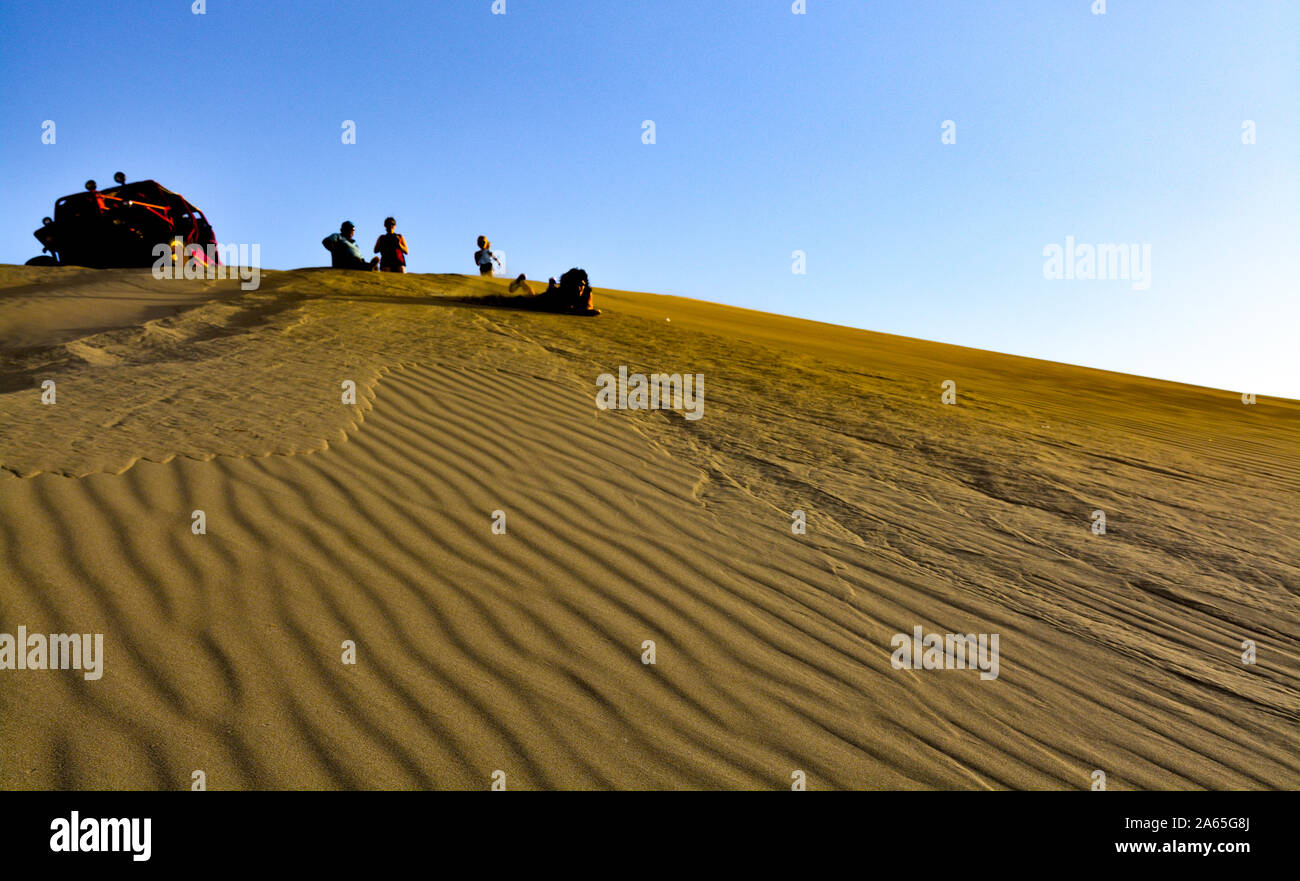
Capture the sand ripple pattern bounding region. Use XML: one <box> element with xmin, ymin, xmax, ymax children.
<box><xmin>2</xmin><ymin>355</ymin><xmax>1296</xmax><ymax>789</ymax></box>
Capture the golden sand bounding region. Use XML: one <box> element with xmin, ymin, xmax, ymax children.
<box><xmin>0</xmin><ymin>266</ymin><xmax>1295</xmax><ymax>789</ymax></box>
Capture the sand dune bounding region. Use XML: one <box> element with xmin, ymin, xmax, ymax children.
<box><xmin>0</xmin><ymin>266</ymin><xmax>1296</xmax><ymax>789</ymax></box>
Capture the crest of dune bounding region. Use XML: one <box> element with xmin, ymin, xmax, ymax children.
<box><xmin>0</xmin><ymin>266</ymin><xmax>1296</xmax><ymax>790</ymax></box>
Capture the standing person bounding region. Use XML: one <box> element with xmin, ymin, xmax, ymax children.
<box><xmin>374</xmin><ymin>217</ymin><xmax>408</xmax><ymax>273</ymax></box>
<box><xmin>322</xmin><ymin>221</ymin><xmax>379</xmax><ymax>270</ymax></box>
<box><xmin>474</xmin><ymin>235</ymin><xmax>502</xmax><ymax>276</ymax></box>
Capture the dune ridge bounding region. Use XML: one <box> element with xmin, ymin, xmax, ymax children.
<box><xmin>0</xmin><ymin>266</ymin><xmax>1296</xmax><ymax>789</ymax></box>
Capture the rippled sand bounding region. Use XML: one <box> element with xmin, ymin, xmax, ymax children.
<box><xmin>1</xmin><ymin>266</ymin><xmax>1295</xmax><ymax>789</ymax></box>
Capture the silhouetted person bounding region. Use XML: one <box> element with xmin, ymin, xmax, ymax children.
<box><xmin>374</xmin><ymin>217</ymin><xmax>408</xmax><ymax>273</ymax></box>
<box><xmin>557</xmin><ymin>268</ymin><xmax>597</xmax><ymax>313</ymax></box>
<box><xmin>530</xmin><ymin>269</ymin><xmax>598</xmax><ymax>314</ymax></box>
<box><xmin>323</xmin><ymin>221</ymin><xmax>378</xmax><ymax>270</ymax></box>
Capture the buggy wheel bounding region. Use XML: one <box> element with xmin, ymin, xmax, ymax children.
<box><xmin>25</xmin><ymin>255</ymin><xmax>59</xmax><ymax>266</ymax></box>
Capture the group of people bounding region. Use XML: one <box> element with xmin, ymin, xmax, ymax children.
<box><xmin>322</xmin><ymin>218</ymin><xmax>407</xmax><ymax>272</ymax></box>
<box><xmin>320</xmin><ymin>220</ymin><xmax>598</xmax><ymax>315</ymax></box>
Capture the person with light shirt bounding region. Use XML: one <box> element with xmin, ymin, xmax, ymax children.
<box><xmin>474</xmin><ymin>235</ymin><xmax>501</xmax><ymax>276</ymax></box>
<box><xmin>322</xmin><ymin>221</ymin><xmax>378</xmax><ymax>270</ymax></box>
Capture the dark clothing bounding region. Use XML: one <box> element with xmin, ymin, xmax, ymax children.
<box><xmin>539</xmin><ymin>268</ymin><xmax>593</xmax><ymax>312</ymax></box>
<box><xmin>558</xmin><ymin>268</ymin><xmax>591</xmax><ymax>307</ymax></box>
<box><xmin>376</xmin><ymin>233</ymin><xmax>406</xmax><ymax>271</ymax></box>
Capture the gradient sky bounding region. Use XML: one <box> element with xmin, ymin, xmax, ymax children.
<box><xmin>2</xmin><ymin>0</ymin><xmax>1296</xmax><ymax>397</ymax></box>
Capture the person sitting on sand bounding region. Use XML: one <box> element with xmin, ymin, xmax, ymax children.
<box><xmin>374</xmin><ymin>217</ymin><xmax>408</xmax><ymax>273</ymax></box>
<box><xmin>474</xmin><ymin>236</ymin><xmax>502</xmax><ymax>277</ymax></box>
<box><xmin>508</xmin><ymin>273</ymin><xmax>534</xmax><ymax>295</ymax></box>
<box><xmin>322</xmin><ymin>221</ymin><xmax>379</xmax><ymax>270</ymax></box>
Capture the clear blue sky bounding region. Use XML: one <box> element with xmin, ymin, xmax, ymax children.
<box><xmin>2</xmin><ymin>0</ymin><xmax>1296</xmax><ymax>397</ymax></box>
